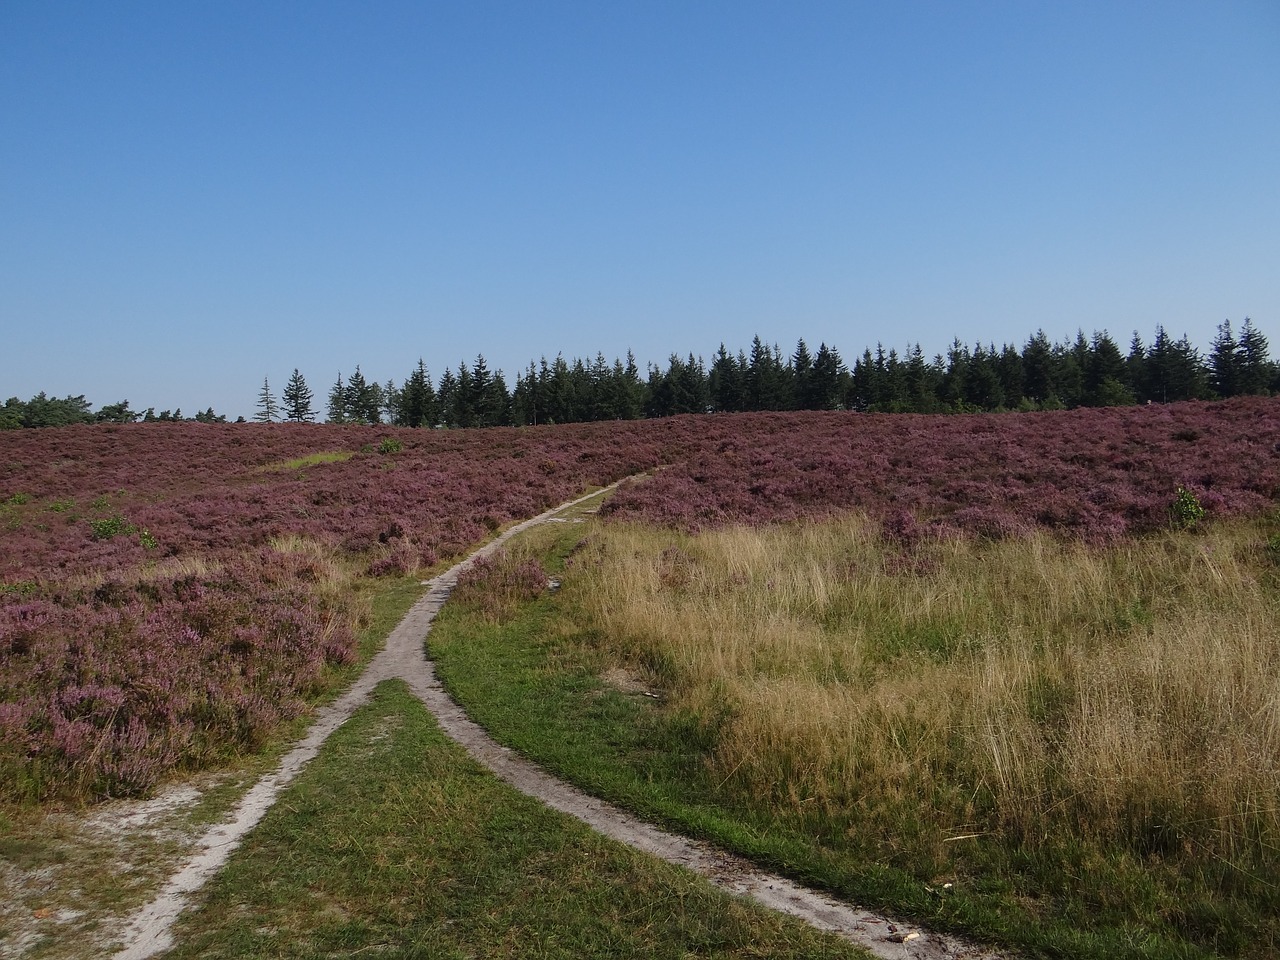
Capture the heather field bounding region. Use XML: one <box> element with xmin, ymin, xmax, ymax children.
<box><xmin>601</xmin><ymin>397</ymin><xmax>1280</xmax><ymax>540</ymax></box>
<box><xmin>1</xmin><ymin>397</ymin><xmax>1278</xmax><ymax>806</ymax></box>
<box><xmin>0</xmin><ymin>421</ymin><xmax>661</xmax><ymax>801</ymax></box>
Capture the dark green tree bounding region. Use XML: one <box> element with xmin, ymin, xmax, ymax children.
<box><xmin>326</xmin><ymin>372</ymin><xmax>348</xmax><ymax>423</ymax></box>
<box><xmin>1022</xmin><ymin>331</ymin><xmax>1058</xmax><ymax>405</ymax></box>
<box><xmin>436</xmin><ymin>368</ymin><xmax>458</xmax><ymax>427</ymax></box>
<box><xmin>1209</xmin><ymin>320</ymin><xmax>1239</xmax><ymax>398</ymax></box>
<box><xmin>709</xmin><ymin>344</ymin><xmax>747</xmax><ymax>413</ymax></box>
<box><xmin>282</xmin><ymin>369</ymin><xmax>315</xmax><ymax>422</ymax></box>
<box><xmin>1236</xmin><ymin>318</ymin><xmax>1273</xmax><ymax>395</ymax></box>
<box><xmin>398</xmin><ymin>360</ymin><xmax>438</xmax><ymax>428</ymax></box>
<box><xmin>1084</xmin><ymin>332</ymin><xmax>1128</xmax><ymax>406</ymax></box>
<box><xmin>344</xmin><ymin>367</ymin><xmax>381</xmax><ymax>424</ymax></box>
<box><xmin>95</xmin><ymin>400</ymin><xmax>141</xmax><ymax>424</ymax></box>
<box><xmin>810</xmin><ymin>343</ymin><xmax>844</xmax><ymax>410</ymax></box>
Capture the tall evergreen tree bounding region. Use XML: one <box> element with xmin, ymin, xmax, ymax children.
<box><xmin>810</xmin><ymin>343</ymin><xmax>844</xmax><ymax>411</ymax></box>
<box><xmin>1125</xmin><ymin>333</ymin><xmax>1149</xmax><ymax>402</ymax></box>
<box><xmin>343</xmin><ymin>367</ymin><xmax>381</xmax><ymax>424</ymax></box>
<box><xmin>326</xmin><ymin>372</ymin><xmax>347</xmax><ymax>423</ymax></box>
<box><xmin>1209</xmin><ymin>320</ymin><xmax>1239</xmax><ymax>398</ymax></box>
<box><xmin>620</xmin><ymin>351</ymin><xmax>645</xmax><ymax>419</ymax></box>
<box><xmin>398</xmin><ymin>360</ymin><xmax>438</xmax><ymax>428</ymax></box>
<box><xmin>1022</xmin><ymin>330</ymin><xmax>1057</xmax><ymax>405</ymax></box>
<box><xmin>746</xmin><ymin>336</ymin><xmax>788</xmax><ymax>411</ymax></box>
<box><xmin>791</xmin><ymin>339</ymin><xmax>815</xmax><ymax>410</ymax></box>
<box><xmin>436</xmin><ymin>368</ymin><xmax>458</xmax><ymax>427</ymax></box>
<box><xmin>470</xmin><ymin>355</ymin><xmax>493</xmax><ymax>425</ymax></box>
<box><xmin>254</xmin><ymin>377</ymin><xmax>279</xmax><ymax>423</ymax></box>
<box><xmin>996</xmin><ymin>343</ymin><xmax>1025</xmax><ymax>407</ymax></box>
<box><xmin>1236</xmin><ymin>317</ymin><xmax>1273</xmax><ymax>395</ymax></box>
<box><xmin>281</xmin><ymin>369</ymin><xmax>315</xmax><ymax>422</ymax></box>
<box><xmin>1084</xmin><ymin>332</ymin><xmax>1128</xmax><ymax>406</ymax></box>
<box><xmin>709</xmin><ymin>343</ymin><xmax>746</xmax><ymax>413</ymax></box>
<box><xmin>962</xmin><ymin>344</ymin><xmax>1004</xmax><ymax>410</ymax></box>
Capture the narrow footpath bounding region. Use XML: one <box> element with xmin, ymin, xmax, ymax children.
<box><xmin>115</xmin><ymin>483</ymin><xmax>1004</xmax><ymax>960</ymax></box>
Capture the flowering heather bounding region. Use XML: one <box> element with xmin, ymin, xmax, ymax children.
<box><xmin>0</xmin><ymin>421</ymin><xmax>659</xmax><ymax>800</ymax></box>
<box><xmin>600</xmin><ymin>397</ymin><xmax>1280</xmax><ymax>541</ymax></box>
<box><xmin>451</xmin><ymin>550</ymin><xmax>551</xmax><ymax>624</ymax></box>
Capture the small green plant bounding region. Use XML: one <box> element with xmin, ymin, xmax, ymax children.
<box><xmin>1266</xmin><ymin>534</ymin><xmax>1280</xmax><ymax>566</ymax></box>
<box><xmin>1170</xmin><ymin>486</ymin><xmax>1207</xmax><ymax>530</ymax></box>
<box><xmin>47</xmin><ymin>497</ymin><xmax>75</xmax><ymax>513</ymax></box>
<box><xmin>88</xmin><ymin>515</ymin><xmax>134</xmax><ymax>541</ymax></box>
<box><xmin>4</xmin><ymin>492</ymin><xmax>30</xmax><ymax>506</ymax></box>
<box><xmin>378</xmin><ymin>436</ymin><xmax>403</xmax><ymax>455</ymax></box>
<box><xmin>90</xmin><ymin>494</ymin><xmax>112</xmax><ymax>511</ymax></box>
<box><xmin>138</xmin><ymin>528</ymin><xmax>159</xmax><ymax>550</ymax></box>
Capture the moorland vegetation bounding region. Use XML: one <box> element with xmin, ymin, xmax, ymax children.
<box><xmin>427</xmin><ymin>400</ymin><xmax>1280</xmax><ymax>958</ymax></box>
<box><xmin>2</xmin><ymin>397</ymin><xmax>1278</xmax><ymax>957</ymax></box>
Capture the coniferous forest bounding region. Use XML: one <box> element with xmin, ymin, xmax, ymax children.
<box><xmin>3</xmin><ymin>319</ymin><xmax>1275</xmax><ymax>429</ymax></box>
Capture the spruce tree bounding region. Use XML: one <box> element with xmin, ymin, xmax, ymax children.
<box><xmin>1236</xmin><ymin>318</ymin><xmax>1272</xmax><ymax>395</ymax></box>
<box><xmin>254</xmin><ymin>377</ymin><xmax>279</xmax><ymax>423</ymax></box>
<box><xmin>398</xmin><ymin>360</ymin><xmax>438</xmax><ymax>428</ymax></box>
<box><xmin>1210</xmin><ymin>320</ymin><xmax>1239</xmax><ymax>397</ymax></box>
<box><xmin>344</xmin><ymin>367</ymin><xmax>380</xmax><ymax>424</ymax></box>
<box><xmin>327</xmin><ymin>372</ymin><xmax>348</xmax><ymax>423</ymax></box>
<box><xmin>282</xmin><ymin>369</ymin><xmax>315</xmax><ymax>422</ymax></box>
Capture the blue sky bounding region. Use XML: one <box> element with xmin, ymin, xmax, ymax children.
<box><xmin>3</xmin><ymin>1</ymin><xmax>1277</xmax><ymax>419</ymax></box>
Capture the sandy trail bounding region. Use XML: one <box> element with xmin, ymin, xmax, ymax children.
<box><xmin>114</xmin><ymin>483</ymin><xmax>1004</xmax><ymax>960</ymax></box>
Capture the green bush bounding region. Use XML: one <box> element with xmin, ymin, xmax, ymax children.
<box><xmin>88</xmin><ymin>515</ymin><xmax>133</xmax><ymax>541</ymax></box>
<box><xmin>1170</xmin><ymin>486</ymin><xmax>1207</xmax><ymax>530</ymax></box>
<box><xmin>378</xmin><ymin>436</ymin><xmax>403</xmax><ymax>455</ymax></box>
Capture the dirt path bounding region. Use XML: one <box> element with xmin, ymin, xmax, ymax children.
<box><xmin>114</xmin><ymin>483</ymin><xmax>1004</xmax><ymax>960</ymax></box>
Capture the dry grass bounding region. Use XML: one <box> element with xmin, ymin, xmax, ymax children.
<box><xmin>574</xmin><ymin>518</ymin><xmax>1280</xmax><ymax>864</ymax></box>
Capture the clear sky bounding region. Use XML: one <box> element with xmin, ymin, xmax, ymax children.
<box><xmin>3</xmin><ymin>1</ymin><xmax>1278</xmax><ymax>420</ymax></box>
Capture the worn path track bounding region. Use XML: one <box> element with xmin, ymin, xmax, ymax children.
<box><xmin>116</xmin><ymin>483</ymin><xmax>1004</xmax><ymax>960</ymax></box>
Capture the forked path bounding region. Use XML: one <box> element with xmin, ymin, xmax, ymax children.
<box><xmin>116</xmin><ymin>483</ymin><xmax>1004</xmax><ymax>960</ymax></box>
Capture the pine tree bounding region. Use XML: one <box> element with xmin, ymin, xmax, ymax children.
<box><xmin>1209</xmin><ymin>320</ymin><xmax>1239</xmax><ymax>397</ymax></box>
<box><xmin>436</xmin><ymin>368</ymin><xmax>458</xmax><ymax>427</ymax></box>
<box><xmin>254</xmin><ymin>377</ymin><xmax>279</xmax><ymax>423</ymax></box>
<box><xmin>1084</xmin><ymin>332</ymin><xmax>1128</xmax><ymax>406</ymax></box>
<box><xmin>811</xmin><ymin>343</ymin><xmax>844</xmax><ymax>410</ymax></box>
<box><xmin>327</xmin><ymin>372</ymin><xmax>347</xmax><ymax>423</ymax></box>
<box><xmin>470</xmin><ymin>355</ymin><xmax>494</xmax><ymax>425</ymax></box>
<box><xmin>398</xmin><ymin>360</ymin><xmax>438</xmax><ymax>428</ymax></box>
<box><xmin>282</xmin><ymin>369</ymin><xmax>315</xmax><ymax>422</ymax></box>
<box><xmin>791</xmin><ymin>339</ymin><xmax>814</xmax><ymax>409</ymax></box>
<box><xmin>1236</xmin><ymin>318</ymin><xmax>1273</xmax><ymax>395</ymax></box>
<box><xmin>344</xmin><ymin>367</ymin><xmax>380</xmax><ymax>424</ymax></box>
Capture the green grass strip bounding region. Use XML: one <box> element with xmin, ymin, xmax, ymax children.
<box><xmin>163</xmin><ymin>680</ymin><xmax>870</xmax><ymax>959</ymax></box>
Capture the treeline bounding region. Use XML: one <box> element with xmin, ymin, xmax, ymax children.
<box><xmin>264</xmin><ymin>318</ymin><xmax>1275</xmax><ymax>427</ymax></box>
<box><xmin>0</xmin><ymin>395</ymin><xmax>230</xmax><ymax>430</ymax></box>
<box><xmin>4</xmin><ymin>318</ymin><xmax>1274</xmax><ymax>431</ymax></box>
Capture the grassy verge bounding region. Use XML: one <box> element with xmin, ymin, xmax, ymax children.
<box><xmin>429</xmin><ymin>517</ymin><xmax>1280</xmax><ymax>960</ymax></box>
<box><xmin>161</xmin><ymin>680</ymin><xmax>869</xmax><ymax>959</ymax></box>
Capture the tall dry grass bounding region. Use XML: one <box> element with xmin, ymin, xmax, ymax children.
<box><xmin>575</xmin><ymin>518</ymin><xmax>1280</xmax><ymax>865</ymax></box>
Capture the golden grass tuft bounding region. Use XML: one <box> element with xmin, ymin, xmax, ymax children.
<box><xmin>573</xmin><ymin>517</ymin><xmax>1280</xmax><ymax>862</ymax></box>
